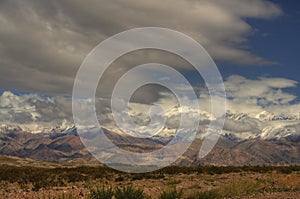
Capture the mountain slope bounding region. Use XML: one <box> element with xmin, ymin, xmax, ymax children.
<box><xmin>0</xmin><ymin>127</ymin><xmax>298</xmax><ymax>166</ymax></box>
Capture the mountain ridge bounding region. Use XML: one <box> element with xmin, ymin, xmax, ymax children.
<box><xmin>0</xmin><ymin>127</ymin><xmax>298</xmax><ymax>166</ymax></box>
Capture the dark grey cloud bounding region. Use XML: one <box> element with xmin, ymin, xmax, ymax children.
<box><xmin>0</xmin><ymin>0</ymin><xmax>282</xmax><ymax>96</ymax></box>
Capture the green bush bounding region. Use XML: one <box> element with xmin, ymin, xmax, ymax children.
<box><xmin>115</xmin><ymin>176</ymin><xmax>125</xmax><ymax>182</ymax></box>
<box><xmin>194</xmin><ymin>180</ymin><xmax>263</xmax><ymax>199</ymax></box>
<box><xmin>194</xmin><ymin>190</ymin><xmax>219</xmax><ymax>199</ymax></box>
<box><xmin>114</xmin><ymin>185</ymin><xmax>146</xmax><ymax>199</ymax></box>
<box><xmin>88</xmin><ymin>186</ymin><xmax>114</xmax><ymax>199</ymax></box>
<box><xmin>159</xmin><ymin>188</ymin><xmax>183</xmax><ymax>199</ymax></box>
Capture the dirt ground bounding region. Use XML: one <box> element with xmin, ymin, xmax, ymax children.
<box><xmin>0</xmin><ymin>171</ymin><xmax>299</xmax><ymax>199</ymax></box>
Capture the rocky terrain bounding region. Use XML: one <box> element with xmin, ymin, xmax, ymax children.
<box><xmin>0</xmin><ymin>125</ymin><xmax>298</xmax><ymax>166</ymax></box>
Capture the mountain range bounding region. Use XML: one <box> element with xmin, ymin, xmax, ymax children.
<box><xmin>0</xmin><ymin>116</ymin><xmax>299</xmax><ymax>166</ymax></box>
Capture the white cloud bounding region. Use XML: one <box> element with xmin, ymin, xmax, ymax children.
<box><xmin>224</xmin><ymin>75</ymin><xmax>298</xmax><ymax>115</ymax></box>
<box><xmin>1</xmin><ymin>74</ymin><xmax>300</xmax><ymax>138</ymax></box>
<box><xmin>0</xmin><ymin>91</ymin><xmax>73</xmax><ymax>132</ymax></box>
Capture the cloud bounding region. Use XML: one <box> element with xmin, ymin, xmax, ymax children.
<box><xmin>1</xmin><ymin>74</ymin><xmax>300</xmax><ymax>139</ymax></box>
<box><xmin>224</xmin><ymin>75</ymin><xmax>298</xmax><ymax>114</ymax></box>
<box><xmin>0</xmin><ymin>0</ymin><xmax>282</xmax><ymax>95</ymax></box>
<box><xmin>0</xmin><ymin>91</ymin><xmax>73</xmax><ymax>132</ymax></box>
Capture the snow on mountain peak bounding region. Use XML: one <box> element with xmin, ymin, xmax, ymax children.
<box><xmin>226</xmin><ymin>111</ymin><xmax>249</xmax><ymax>120</ymax></box>
<box><xmin>255</xmin><ymin>110</ymin><xmax>297</xmax><ymax>121</ymax></box>
<box><xmin>0</xmin><ymin>119</ymin><xmax>74</xmax><ymax>134</ymax></box>
<box><xmin>0</xmin><ymin>123</ymin><xmax>22</xmax><ymax>133</ymax></box>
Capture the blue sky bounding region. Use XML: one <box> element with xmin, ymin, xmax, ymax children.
<box><xmin>218</xmin><ymin>0</ymin><xmax>300</xmax><ymax>96</ymax></box>
<box><xmin>186</xmin><ymin>0</ymin><xmax>300</xmax><ymax>100</ymax></box>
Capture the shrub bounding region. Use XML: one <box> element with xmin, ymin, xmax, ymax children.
<box><xmin>114</xmin><ymin>185</ymin><xmax>146</xmax><ymax>199</ymax></box>
<box><xmin>159</xmin><ymin>188</ymin><xmax>183</xmax><ymax>199</ymax></box>
<box><xmin>194</xmin><ymin>180</ymin><xmax>263</xmax><ymax>199</ymax></box>
<box><xmin>115</xmin><ymin>176</ymin><xmax>125</xmax><ymax>182</ymax></box>
<box><xmin>194</xmin><ymin>190</ymin><xmax>219</xmax><ymax>199</ymax></box>
<box><xmin>209</xmin><ymin>166</ymin><xmax>223</xmax><ymax>175</ymax></box>
<box><xmin>88</xmin><ymin>186</ymin><xmax>114</xmax><ymax>199</ymax></box>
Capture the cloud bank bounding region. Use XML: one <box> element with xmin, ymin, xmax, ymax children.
<box><xmin>1</xmin><ymin>75</ymin><xmax>300</xmax><ymax>138</ymax></box>
<box><xmin>0</xmin><ymin>0</ymin><xmax>282</xmax><ymax>95</ymax></box>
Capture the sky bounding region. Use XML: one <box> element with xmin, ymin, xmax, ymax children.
<box><xmin>0</xmin><ymin>0</ymin><xmax>300</xmax><ymax>132</ymax></box>
<box><xmin>218</xmin><ymin>0</ymin><xmax>300</xmax><ymax>95</ymax></box>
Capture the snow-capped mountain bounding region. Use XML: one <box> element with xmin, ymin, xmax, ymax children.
<box><xmin>0</xmin><ymin>119</ymin><xmax>73</xmax><ymax>134</ymax></box>
<box><xmin>0</xmin><ymin>107</ymin><xmax>299</xmax><ymax>166</ymax></box>
<box><xmin>254</xmin><ymin>110</ymin><xmax>300</xmax><ymax>121</ymax></box>
<box><xmin>0</xmin><ymin>123</ymin><xmax>22</xmax><ymax>133</ymax></box>
<box><xmin>227</xmin><ymin>110</ymin><xmax>300</xmax><ymax>122</ymax></box>
<box><xmin>222</xmin><ymin>110</ymin><xmax>300</xmax><ymax>140</ymax></box>
<box><xmin>1</xmin><ymin>106</ymin><xmax>300</xmax><ymax>141</ymax></box>
<box><xmin>226</xmin><ymin>111</ymin><xmax>249</xmax><ymax>121</ymax></box>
